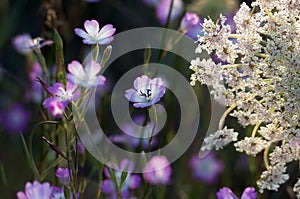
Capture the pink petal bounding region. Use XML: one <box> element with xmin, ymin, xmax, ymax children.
<box><xmin>84</xmin><ymin>20</ymin><xmax>100</xmax><ymax>35</ymax></box>
<box><xmin>99</xmin><ymin>24</ymin><xmax>116</xmax><ymax>39</ymax></box>
<box><xmin>68</xmin><ymin>60</ymin><xmax>84</xmax><ymax>77</ymax></box>
<box><xmin>85</xmin><ymin>61</ymin><xmax>101</xmax><ymax>76</ymax></box>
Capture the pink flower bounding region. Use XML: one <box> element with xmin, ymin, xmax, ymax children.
<box><xmin>74</xmin><ymin>19</ymin><xmax>116</xmax><ymax>45</ymax></box>
<box><xmin>143</xmin><ymin>155</ymin><xmax>172</xmax><ymax>185</ymax></box>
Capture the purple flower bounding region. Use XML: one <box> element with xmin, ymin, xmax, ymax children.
<box><xmin>102</xmin><ymin>159</ymin><xmax>141</xmax><ymax>198</ymax></box>
<box><xmin>67</xmin><ymin>60</ymin><xmax>106</xmax><ymax>88</ymax></box>
<box><xmin>189</xmin><ymin>152</ymin><xmax>223</xmax><ymax>184</ymax></box>
<box><xmin>56</xmin><ymin>168</ymin><xmax>71</xmax><ymax>185</ymax></box>
<box><xmin>125</xmin><ymin>75</ymin><xmax>166</xmax><ymax>108</ymax></box>
<box><xmin>43</xmin><ymin>97</ymin><xmax>66</xmax><ymax>118</ymax></box>
<box><xmin>17</xmin><ymin>181</ymin><xmax>53</xmax><ymax>199</ymax></box>
<box><xmin>143</xmin><ymin>155</ymin><xmax>172</xmax><ymax>185</ymax></box>
<box><xmin>76</xmin><ymin>141</ymin><xmax>86</xmax><ymax>154</ymax></box>
<box><xmin>48</xmin><ymin>82</ymin><xmax>79</xmax><ymax>103</ymax></box>
<box><xmin>216</xmin><ymin>187</ymin><xmax>257</xmax><ymax>199</ymax></box>
<box><xmin>180</xmin><ymin>12</ymin><xmax>200</xmax><ymax>32</ymax></box>
<box><xmin>12</xmin><ymin>34</ymin><xmax>53</xmax><ymax>54</ymax></box>
<box><xmin>1</xmin><ymin>103</ymin><xmax>31</xmax><ymax>133</ymax></box>
<box><xmin>156</xmin><ymin>0</ymin><xmax>183</xmax><ymax>24</ymax></box>
<box><xmin>74</xmin><ymin>19</ymin><xmax>116</xmax><ymax>45</ymax></box>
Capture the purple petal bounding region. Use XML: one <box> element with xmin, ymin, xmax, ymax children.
<box><xmin>120</xmin><ymin>159</ymin><xmax>134</xmax><ymax>172</ymax></box>
<box><xmin>48</xmin><ymin>83</ymin><xmax>64</xmax><ymax>95</ymax></box>
<box><xmin>216</xmin><ymin>187</ymin><xmax>239</xmax><ymax>199</ymax></box>
<box><xmin>101</xmin><ymin>179</ymin><xmax>115</xmax><ymax>194</ymax></box>
<box><xmin>84</xmin><ymin>20</ymin><xmax>100</xmax><ymax>35</ymax></box>
<box><xmin>74</xmin><ymin>28</ymin><xmax>89</xmax><ymax>39</ymax></box>
<box><xmin>125</xmin><ymin>89</ymin><xmax>145</xmax><ymax>103</ymax></box>
<box><xmin>241</xmin><ymin>187</ymin><xmax>257</xmax><ymax>199</ymax></box>
<box><xmin>82</xmin><ymin>38</ymin><xmax>97</xmax><ymax>45</ymax></box>
<box><xmin>68</xmin><ymin>60</ymin><xmax>85</xmax><ymax>77</ymax></box>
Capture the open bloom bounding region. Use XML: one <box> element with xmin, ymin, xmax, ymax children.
<box><xmin>48</xmin><ymin>82</ymin><xmax>79</xmax><ymax>103</ymax></box>
<box><xmin>67</xmin><ymin>60</ymin><xmax>106</xmax><ymax>88</ymax></box>
<box><xmin>143</xmin><ymin>155</ymin><xmax>172</xmax><ymax>185</ymax></box>
<box><xmin>125</xmin><ymin>75</ymin><xmax>166</xmax><ymax>108</ymax></box>
<box><xmin>12</xmin><ymin>34</ymin><xmax>53</xmax><ymax>54</ymax></box>
<box><xmin>17</xmin><ymin>181</ymin><xmax>53</xmax><ymax>199</ymax></box>
<box><xmin>216</xmin><ymin>187</ymin><xmax>257</xmax><ymax>199</ymax></box>
<box><xmin>74</xmin><ymin>19</ymin><xmax>116</xmax><ymax>45</ymax></box>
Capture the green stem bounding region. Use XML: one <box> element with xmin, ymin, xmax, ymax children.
<box><xmin>251</xmin><ymin>122</ymin><xmax>261</xmax><ymax>137</ymax></box>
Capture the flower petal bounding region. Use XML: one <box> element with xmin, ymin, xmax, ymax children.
<box><xmin>125</xmin><ymin>89</ymin><xmax>145</xmax><ymax>103</ymax></box>
<box><xmin>241</xmin><ymin>187</ymin><xmax>257</xmax><ymax>199</ymax></box>
<box><xmin>68</xmin><ymin>60</ymin><xmax>85</xmax><ymax>77</ymax></box>
<box><xmin>84</xmin><ymin>20</ymin><xmax>99</xmax><ymax>35</ymax></box>
<box><xmin>216</xmin><ymin>187</ymin><xmax>239</xmax><ymax>199</ymax></box>
<box><xmin>85</xmin><ymin>61</ymin><xmax>101</xmax><ymax>77</ymax></box>
<box><xmin>74</xmin><ymin>28</ymin><xmax>89</xmax><ymax>39</ymax></box>
<box><xmin>97</xmin><ymin>36</ymin><xmax>114</xmax><ymax>45</ymax></box>
<box><xmin>99</xmin><ymin>24</ymin><xmax>116</xmax><ymax>39</ymax></box>
<box><xmin>48</xmin><ymin>83</ymin><xmax>64</xmax><ymax>96</ymax></box>
<box><xmin>101</xmin><ymin>179</ymin><xmax>115</xmax><ymax>194</ymax></box>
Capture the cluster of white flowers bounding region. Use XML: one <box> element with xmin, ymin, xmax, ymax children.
<box><xmin>191</xmin><ymin>0</ymin><xmax>300</xmax><ymax>195</ymax></box>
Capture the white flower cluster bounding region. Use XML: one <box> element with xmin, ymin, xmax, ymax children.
<box><xmin>191</xmin><ymin>0</ymin><xmax>300</xmax><ymax>194</ymax></box>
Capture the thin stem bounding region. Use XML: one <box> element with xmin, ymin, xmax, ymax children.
<box><xmin>251</xmin><ymin>122</ymin><xmax>261</xmax><ymax>138</ymax></box>
<box><xmin>218</xmin><ymin>104</ymin><xmax>237</xmax><ymax>130</ymax></box>
<box><xmin>263</xmin><ymin>146</ymin><xmax>270</xmax><ymax>170</ymax></box>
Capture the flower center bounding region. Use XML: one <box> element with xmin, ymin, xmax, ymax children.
<box><xmin>140</xmin><ymin>89</ymin><xmax>152</xmax><ymax>101</ymax></box>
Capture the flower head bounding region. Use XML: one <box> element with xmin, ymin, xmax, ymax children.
<box><xmin>143</xmin><ymin>155</ymin><xmax>172</xmax><ymax>185</ymax></box>
<box><xmin>67</xmin><ymin>60</ymin><xmax>106</xmax><ymax>88</ymax></box>
<box><xmin>125</xmin><ymin>75</ymin><xmax>166</xmax><ymax>108</ymax></box>
<box><xmin>180</xmin><ymin>12</ymin><xmax>200</xmax><ymax>32</ymax></box>
<box><xmin>56</xmin><ymin>168</ymin><xmax>71</xmax><ymax>185</ymax></box>
<box><xmin>12</xmin><ymin>34</ymin><xmax>53</xmax><ymax>54</ymax></box>
<box><xmin>48</xmin><ymin>82</ymin><xmax>79</xmax><ymax>103</ymax></box>
<box><xmin>17</xmin><ymin>181</ymin><xmax>53</xmax><ymax>199</ymax></box>
<box><xmin>74</xmin><ymin>19</ymin><xmax>116</xmax><ymax>45</ymax></box>
<box><xmin>216</xmin><ymin>187</ymin><xmax>257</xmax><ymax>199</ymax></box>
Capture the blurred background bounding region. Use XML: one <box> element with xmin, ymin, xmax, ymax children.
<box><xmin>0</xmin><ymin>0</ymin><xmax>295</xmax><ymax>198</ymax></box>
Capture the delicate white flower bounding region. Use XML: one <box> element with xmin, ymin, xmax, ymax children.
<box><xmin>234</xmin><ymin>137</ymin><xmax>269</xmax><ymax>156</ymax></box>
<box><xmin>67</xmin><ymin>60</ymin><xmax>106</xmax><ymax>88</ymax></box>
<box><xmin>257</xmin><ymin>163</ymin><xmax>289</xmax><ymax>192</ymax></box>
<box><xmin>74</xmin><ymin>19</ymin><xmax>116</xmax><ymax>45</ymax></box>
<box><xmin>201</xmin><ymin>127</ymin><xmax>238</xmax><ymax>151</ymax></box>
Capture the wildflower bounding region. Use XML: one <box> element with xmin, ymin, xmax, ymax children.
<box><xmin>156</xmin><ymin>0</ymin><xmax>183</xmax><ymax>24</ymax></box>
<box><xmin>201</xmin><ymin>127</ymin><xmax>238</xmax><ymax>151</ymax></box>
<box><xmin>143</xmin><ymin>155</ymin><xmax>172</xmax><ymax>185</ymax></box>
<box><xmin>125</xmin><ymin>75</ymin><xmax>166</xmax><ymax>108</ymax></box>
<box><xmin>12</xmin><ymin>34</ymin><xmax>53</xmax><ymax>54</ymax></box>
<box><xmin>48</xmin><ymin>82</ymin><xmax>79</xmax><ymax>103</ymax></box>
<box><xmin>43</xmin><ymin>97</ymin><xmax>66</xmax><ymax>118</ymax></box>
<box><xmin>189</xmin><ymin>152</ymin><xmax>223</xmax><ymax>183</ymax></box>
<box><xmin>17</xmin><ymin>181</ymin><xmax>53</xmax><ymax>199</ymax></box>
<box><xmin>234</xmin><ymin>137</ymin><xmax>269</xmax><ymax>156</ymax></box>
<box><xmin>74</xmin><ymin>19</ymin><xmax>116</xmax><ymax>45</ymax></box>
<box><xmin>52</xmin><ymin>186</ymin><xmax>80</xmax><ymax>199</ymax></box>
<box><xmin>56</xmin><ymin>168</ymin><xmax>71</xmax><ymax>185</ymax></box>
<box><xmin>180</xmin><ymin>12</ymin><xmax>200</xmax><ymax>32</ymax></box>
<box><xmin>101</xmin><ymin>159</ymin><xmax>141</xmax><ymax>198</ymax></box>
<box><xmin>216</xmin><ymin>187</ymin><xmax>257</xmax><ymax>199</ymax></box>
<box><xmin>1</xmin><ymin>103</ymin><xmax>31</xmax><ymax>133</ymax></box>
<box><xmin>67</xmin><ymin>60</ymin><xmax>106</xmax><ymax>88</ymax></box>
